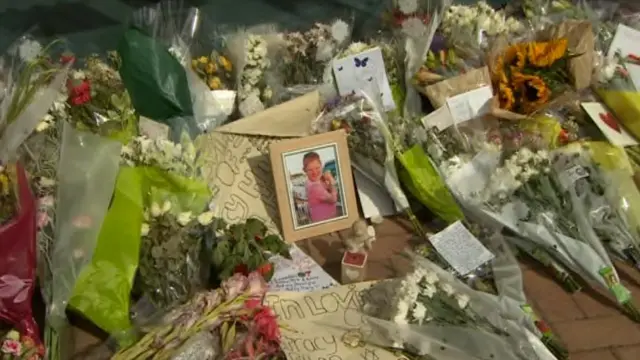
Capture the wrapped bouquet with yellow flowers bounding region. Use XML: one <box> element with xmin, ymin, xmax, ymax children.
<box><xmin>191</xmin><ymin>52</ymin><xmax>234</xmax><ymax>91</ymax></box>
<box><xmin>489</xmin><ymin>21</ymin><xmax>594</xmax><ymax>119</ymax></box>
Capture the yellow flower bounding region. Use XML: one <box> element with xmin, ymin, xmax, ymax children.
<box><xmin>0</xmin><ymin>173</ymin><xmax>9</xmax><ymax>196</ymax></box>
<box><xmin>191</xmin><ymin>59</ymin><xmax>199</xmax><ymax>69</ymax></box>
<box><xmin>218</xmin><ymin>56</ymin><xmax>233</xmax><ymax>72</ymax></box>
<box><xmin>504</xmin><ymin>43</ymin><xmax>527</xmax><ymax>71</ymax></box>
<box><xmin>207</xmin><ymin>76</ymin><xmax>222</xmax><ymax>90</ymax></box>
<box><xmin>198</xmin><ymin>56</ymin><xmax>209</xmax><ymax>64</ymax></box>
<box><xmin>527</xmin><ymin>38</ymin><xmax>568</xmax><ymax>68</ymax></box>
<box><xmin>498</xmin><ymin>83</ymin><xmax>515</xmax><ymax>111</ymax></box>
<box><xmin>205</xmin><ymin>62</ymin><xmax>217</xmax><ymax>75</ymax></box>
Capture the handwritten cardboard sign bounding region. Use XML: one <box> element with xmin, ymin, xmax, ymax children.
<box><xmin>267</xmin><ymin>282</ymin><xmax>400</xmax><ymax>360</ymax></box>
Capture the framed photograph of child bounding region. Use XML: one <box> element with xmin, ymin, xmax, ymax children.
<box><xmin>269</xmin><ymin>130</ymin><xmax>359</xmax><ymax>243</ymax></box>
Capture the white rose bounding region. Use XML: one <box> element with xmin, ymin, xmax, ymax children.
<box><xmin>440</xmin><ymin>283</ymin><xmax>455</xmax><ymax>296</ymax></box>
<box><xmin>197</xmin><ymin>211</ymin><xmax>215</xmax><ymax>226</ymax></box>
<box><xmin>141</xmin><ymin>223</ymin><xmax>150</xmax><ymax>237</ymax></box>
<box><xmin>161</xmin><ymin>200</ymin><xmax>172</xmax><ymax>214</ymax></box>
<box><xmin>177</xmin><ymin>211</ymin><xmax>193</xmax><ymax>226</ymax></box>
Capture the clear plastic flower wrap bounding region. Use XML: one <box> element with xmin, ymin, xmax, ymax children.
<box><xmin>65</xmin><ymin>133</ymin><xmax>211</xmax><ymax>346</ymax></box>
<box><xmin>120</xmin><ymin>0</ymin><xmax>227</xmax><ymax>137</ymax></box>
<box><xmin>224</xmin><ymin>24</ymin><xmax>286</xmax><ymax>118</ymax></box>
<box><xmin>268</xmin><ymin>18</ymin><xmax>354</xmax><ymax>104</ymax></box>
<box><xmin>386</xmin><ymin>0</ymin><xmax>452</xmax><ymax>116</ymax></box>
<box><xmin>48</xmin><ymin>122</ymin><xmax>122</xmax><ymax>328</ymax></box>
<box><xmin>359</xmin><ymin>254</ymin><xmax>556</xmax><ymax>360</ymax></box>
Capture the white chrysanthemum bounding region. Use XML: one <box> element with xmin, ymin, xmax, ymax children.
<box><xmin>455</xmin><ymin>293</ymin><xmax>470</xmax><ymax>309</ymax></box>
<box><xmin>345</xmin><ymin>42</ymin><xmax>369</xmax><ymax>56</ymax></box>
<box><xmin>411</xmin><ymin>302</ymin><xmax>427</xmax><ymax>322</ymax></box>
<box><xmin>440</xmin><ymin>283</ymin><xmax>455</xmax><ymax>296</ymax></box>
<box><xmin>401</xmin><ymin>17</ymin><xmax>428</xmax><ymax>38</ymax></box>
<box><xmin>420</xmin><ymin>283</ymin><xmax>437</xmax><ymax>298</ymax></box>
<box><xmin>177</xmin><ymin>211</ymin><xmax>193</xmax><ymax>226</ymax></box>
<box><xmin>397</xmin><ymin>0</ymin><xmax>419</xmax><ymax>15</ymax></box>
<box><xmin>18</xmin><ymin>39</ymin><xmax>42</xmax><ymax>62</ymax></box>
<box><xmin>197</xmin><ymin>211</ymin><xmax>215</xmax><ymax>226</ymax></box>
<box><xmin>141</xmin><ymin>223</ymin><xmax>150</xmax><ymax>236</ymax></box>
<box><xmin>330</xmin><ymin>19</ymin><xmax>350</xmax><ymax>44</ymax></box>
<box><xmin>39</xmin><ymin>177</ymin><xmax>56</xmax><ymax>188</ymax></box>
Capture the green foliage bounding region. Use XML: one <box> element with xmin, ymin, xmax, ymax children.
<box><xmin>210</xmin><ymin>217</ymin><xmax>290</xmax><ymax>283</ymax></box>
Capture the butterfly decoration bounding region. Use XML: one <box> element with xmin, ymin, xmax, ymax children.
<box><xmin>337</xmin><ymin>66</ymin><xmax>344</xmax><ymax>71</ymax></box>
<box><xmin>354</xmin><ymin>56</ymin><xmax>369</xmax><ymax>68</ymax></box>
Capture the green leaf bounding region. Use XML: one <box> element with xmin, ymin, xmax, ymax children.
<box><xmin>220</xmin><ymin>321</ymin><xmax>229</xmax><ymax>348</ymax></box>
<box><xmin>223</xmin><ymin>323</ymin><xmax>236</xmax><ymax>352</ymax></box>
<box><xmin>262</xmin><ymin>235</ymin><xmax>281</xmax><ymax>252</ymax></box>
<box><xmin>230</xmin><ymin>224</ymin><xmax>244</xmax><ymax>241</ymax></box>
<box><xmin>234</xmin><ymin>240</ymin><xmax>247</xmax><ymax>257</ymax></box>
<box><xmin>212</xmin><ymin>246</ymin><xmax>225</xmax><ymax>266</ymax></box>
<box><xmin>244</xmin><ymin>218</ymin><xmax>267</xmax><ymax>238</ymax></box>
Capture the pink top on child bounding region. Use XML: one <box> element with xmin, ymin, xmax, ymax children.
<box><xmin>306</xmin><ymin>179</ymin><xmax>337</xmax><ymax>223</ymax></box>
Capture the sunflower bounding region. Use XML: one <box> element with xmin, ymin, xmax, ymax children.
<box><xmin>526</xmin><ymin>38</ymin><xmax>568</xmax><ymax>68</ymax></box>
<box><xmin>498</xmin><ymin>83</ymin><xmax>516</xmax><ymax>111</ymax></box>
<box><xmin>512</xmin><ymin>73</ymin><xmax>551</xmax><ymax>112</ymax></box>
<box><xmin>503</xmin><ymin>43</ymin><xmax>527</xmax><ymax>71</ymax></box>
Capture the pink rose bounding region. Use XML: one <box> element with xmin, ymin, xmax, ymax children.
<box><xmin>1</xmin><ymin>339</ymin><xmax>22</xmax><ymax>355</ymax></box>
<box><xmin>253</xmin><ymin>306</ymin><xmax>280</xmax><ymax>342</ymax></box>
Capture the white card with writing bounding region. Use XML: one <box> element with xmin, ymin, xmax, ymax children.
<box><xmin>608</xmin><ymin>24</ymin><xmax>640</xmax><ymax>59</ymax></box>
<box><xmin>429</xmin><ymin>221</ymin><xmax>495</xmax><ymax>275</ymax></box>
<box><xmin>332</xmin><ymin>47</ymin><xmax>396</xmax><ymax>111</ymax></box>
<box><xmin>268</xmin><ymin>244</ymin><xmax>338</xmax><ymax>292</ymax></box>
<box><xmin>445</xmin><ymin>85</ymin><xmax>493</xmax><ymax>124</ymax></box>
<box><xmin>582</xmin><ymin>102</ymin><xmax>638</xmax><ymax>147</ymax></box>
<box><xmin>421</xmin><ymin>105</ymin><xmax>455</xmax><ymax>131</ymax></box>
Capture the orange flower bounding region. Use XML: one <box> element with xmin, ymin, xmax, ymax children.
<box><xmin>498</xmin><ymin>83</ymin><xmax>515</xmax><ymax>111</ymax></box>
<box><xmin>527</xmin><ymin>38</ymin><xmax>568</xmax><ymax>68</ymax></box>
<box><xmin>512</xmin><ymin>73</ymin><xmax>550</xmax><ymax>113</ymax></box>
<box><xmin>503</xmin><ymin>43</ymin><xmax>527</xmax><ymax>71</ymax></box>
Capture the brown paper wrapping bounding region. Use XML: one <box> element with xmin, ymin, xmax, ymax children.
<box><xmin>423</xmin><ymin>67</ymin><xmax>493</xmax><ymax>109</ymax></box>
<box><xmin>487</xmin><ymin>21</ymin><xmax>594</xmax><ymax>121</ymax></box>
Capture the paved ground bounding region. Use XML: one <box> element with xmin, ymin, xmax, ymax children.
<box><xmin>301</xmin><ymin>217</ymin><xmax>640</xmax><ymax>360</ymax></box>
<box><xmin>71</xmin><ymin>217</ymin><xmax>640</xmax><ymax>359</ymax></box>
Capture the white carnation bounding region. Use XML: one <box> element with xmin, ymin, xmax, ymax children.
<box><xmin>330</xmin><ymin>19</ymin><xmax>350</xmax><ymax>44</ymax></box>
<box><xmin>401</xmin><ymin>17</ymin><xmax>428</xmax><ymax>38</ymax></box>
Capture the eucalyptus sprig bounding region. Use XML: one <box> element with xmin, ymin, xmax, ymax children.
<box><xmin>211</xmin><ymin>217</ymin><xmax>290</xmax><ymax>282</ymax></box>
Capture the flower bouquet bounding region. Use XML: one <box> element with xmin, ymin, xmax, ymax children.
<box><xmin>111</xmin><ymin>272</ymin><xmax>282</xmax><ymax>359</ymax></box>
<box><xmin>361</xmin><ymin>256</ymin><xmax>555</xmax><ymax>360</ymax></box>
<box><xmin>0</xmin><ymin>330</ymin><xmax>44</xmax><ymax>360</ymax></box>
<box><xmin>489</xmin><ymin>20</ymin><xmax>594</xmax><ymax>119</ymax></box>
<box><xmin>225</xmin><ymin>25</ymin><xmax>284</xmax><ymax>117</ymax></box>
<box><xmin>472</xmin><ymin>144</ymin><xmax>640</xmax><ymax>321</ymax></box>
<box><xmin>0</xmin><ymin>35</ymin><xmax>70</xmax><ymax>354</ymax></box>
<box><xmin>136</xmin><ymin>199</ymin><xmax>214</xmax><ymax>309</ymax></box>
<box><xmin>271</xmin><ymin>19</ymin><xmax>351</xmax><ymax>103</ymax></box>
<box><xmin>190</xmin><ymin>52</ymin><xmax>234</xmax><ymax>91</ymax></box>
<box><xmin>209</xmin><ymin>217</ymin><xmax>290</xmax><ymax>284</ymax></box>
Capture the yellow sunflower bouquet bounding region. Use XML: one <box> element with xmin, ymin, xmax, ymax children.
<box><xmin>492</xmin><ymin>38</ymin><xmax>575</xmax><ymax>115</ymax></box>
<box><xmin>191</xmin><ymin>52</ymin><xmax>234</xmax><ymax>90</ymax></box>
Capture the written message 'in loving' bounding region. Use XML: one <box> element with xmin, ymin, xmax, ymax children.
<box><xmin>266</xmin><ymin>283</ymin><xmax>399</xmax><ymax>360</ymax></box>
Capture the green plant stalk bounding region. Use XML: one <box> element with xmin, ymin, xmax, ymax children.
<box><xmin>112</xmin><ymin>294</ymin><xmax>248</xmax><ymax>360</ymax></box>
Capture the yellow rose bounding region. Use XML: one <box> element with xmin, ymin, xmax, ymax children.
<box><xmin>198</xmin><ymin>56</ymin><xmax>209</xmax><ymax>64</ymax></box>
<box><xmin>205</xmin><ymin>62</ymin><xmax>217</xmax><ymax>75</ymax></box>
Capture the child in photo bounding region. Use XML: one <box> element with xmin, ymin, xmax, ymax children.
<box><xmin>303</xmin><ymin>151</ymin><xmax>338</xmax><ymax>223</ymax></box>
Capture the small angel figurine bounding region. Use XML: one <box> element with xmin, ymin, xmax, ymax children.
<box><xmin>343</xmin><ymin>219</ymin><xmax>376</xmax><ymax>253</ymax></box>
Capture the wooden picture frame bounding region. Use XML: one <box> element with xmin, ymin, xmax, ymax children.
<box><xmin>269</xmin><ymin>130</ymin><xmax>359</xmax><ymax>243</ymax></box>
